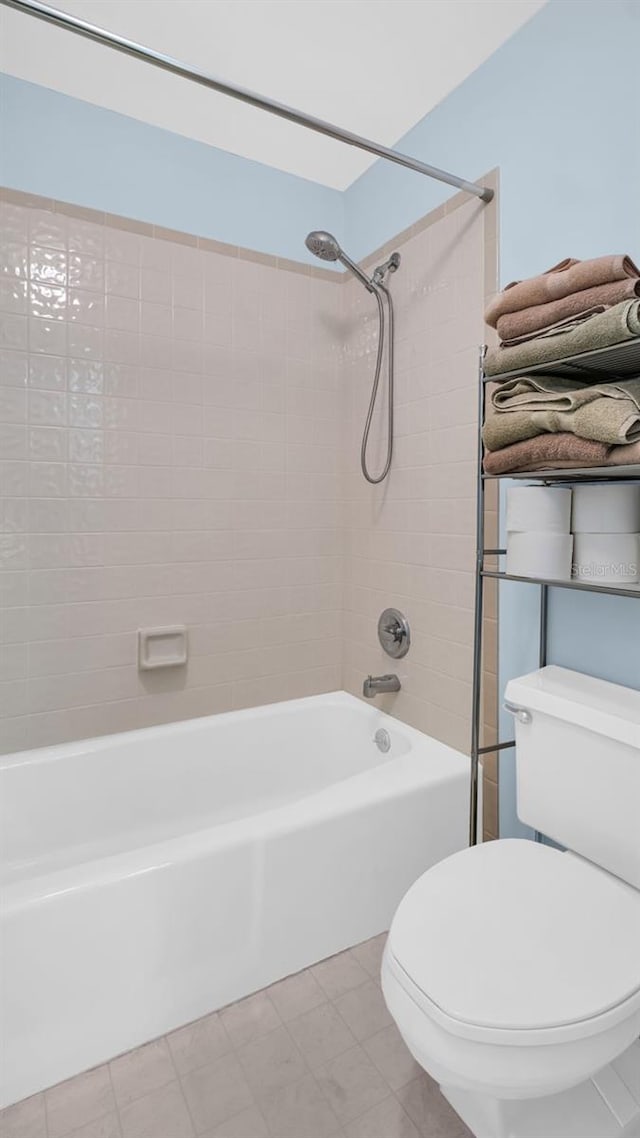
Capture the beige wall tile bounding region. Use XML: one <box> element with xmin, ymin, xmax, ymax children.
<box><xmin>2</xmin><ymin>183</ymin><xmax>499</xmax><ymax>841</ymax></box>
<box><xmin>341</xmin><ymin>189</ymin><xmax>498</xmax><ymax>836</ymax></box>
<box><xmin>0</xmin><ymin>192</ymin><xmax>345</xmax><ymax>752</ymax></box>
<box><xmin>481</xmin><ymin>751</ymin><xmax>499</xmax><ymax>783</ymax></box>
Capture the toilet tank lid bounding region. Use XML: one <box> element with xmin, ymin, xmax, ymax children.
<box><xmin>505</xmin><ymin>666</ymin><xmax>640</xmax><ymax>749</ymax></box>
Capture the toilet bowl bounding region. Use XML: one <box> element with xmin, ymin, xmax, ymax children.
<box><xmin>382</xmin><ymin>667</ymin><xmax>640</xmax><ymax>1138</ymax></box>
<box><xmin>382</xmin><ymin>840</ymin><xmax>640</xmax><ymax>1102</ymax></box>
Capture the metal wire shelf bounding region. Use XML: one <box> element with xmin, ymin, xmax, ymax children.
<box><xmin>483</xmin><ymin>463</ymin><xmax>640</xmax><ymax>482</ymax></box>
<box><xmin>469</xmin><ymin>338</ymin><xmax>640</xmax><ymax>847</ymax></box>
<box><xmin>481</xmin><ymin>569</ymin><xmax>640</xmax><ymax>601</ymax></box>
<box><xmin>482</xmin><ymin>337</ymin><xmax>640</xmax><ymax>382</ymax></box>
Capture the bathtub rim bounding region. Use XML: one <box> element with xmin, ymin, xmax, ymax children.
<box><xmin>2</xmin><ymin>689</ymin><xmax>428</xmax><ymax>770</ymax></box>
<box><xmin>1</xmin><ymin>691</ymin><xmax>471</xmax><ymax>910</ymax></box>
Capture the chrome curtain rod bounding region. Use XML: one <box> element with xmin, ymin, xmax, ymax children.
<box><xmin>2</xmin><ymin>0</ymin><xmax>494</xmax><ymax>204</ymax></box>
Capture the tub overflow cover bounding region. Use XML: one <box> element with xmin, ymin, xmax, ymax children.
<box><xmin>375</xmin><ymin>728</ymin><xmax>391</xmax><ymax>753</ymax></box>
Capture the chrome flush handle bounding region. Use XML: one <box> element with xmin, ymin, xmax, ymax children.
<box><xmin>503</xmin><ymin>699</ymin><xmax>533</xmax><ymax>725</ymax></box>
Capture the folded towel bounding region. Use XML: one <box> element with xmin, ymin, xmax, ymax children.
<box><xmin>483</xmin><ymin>434</ymin><xmax>610</xmax><ymax>474</ymax></box>
<box><xmin>496</xmin><ymin>279</ymin><xmax>640</xmax><ymax>344</ymax></box>
<box><xmin>609</xmin><ymin>440</ymin><xmax>640</xmax><ymax>466</ymax></box>
<box><xmin>491</xmin><ymin>375</ymin><xmax>640</xmax><ymax>414</ymax></box>
<box><xmin>482</xmin><ymin>435</ymin><xmax>640</xmax><ymax>473</ymax></box>
<box><xmin>499</xmin><ymin>308</ymin><xmax>605</xmax><ymax>347</ymax></box>
<box><xmin>483</xmin><ymin>396</ymin><xmax>640</xmax><ymax>451</ymax></box>
<box><xmin>484</xmin><ymin>300</ymin><xmax>640</xmax><ymax>376</ymax></box>
<box><xmin>485</xmin><ymin>255</ymin><xmax>640</xmax><ymax>328</ymax></box>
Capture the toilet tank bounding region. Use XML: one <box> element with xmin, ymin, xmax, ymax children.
<box><xmin>505</xmin><ymin>666</ymin><xmax>640</xmax><ymax>889</ymax></box>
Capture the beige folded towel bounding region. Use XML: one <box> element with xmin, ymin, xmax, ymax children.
<box><xmin>483</xmin><ymin>434</ymin><xmax>611</xmax><ymax>474</ymax></box>
<box><xmin>483</xmin><ymin>398</ymin><xmax>640</xmax><ymax>451</ymax></box>
<box><xmin>485</xmin><ymin>254</ymin><xmax>640</xmax><ymax>327</ymax></box>
<box><xmin>492</xmin><ymin>375</ymin><xmax>640</xmax><ymax>414</ymax></box>
<box><xmin>484</xmin><ymin>300</ymin><xmax>640</xmax><ymax>376</ymax></box>
<box><xmin>496</xmin><ymin>279</ymin><xmax>640</xmax><ymax>343</ymax></box>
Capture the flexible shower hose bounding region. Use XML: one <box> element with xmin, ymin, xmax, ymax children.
<box><xmin>361</xmin><ymin>283</ymin><xmax>394</xmax><ymax>484</ymax></box>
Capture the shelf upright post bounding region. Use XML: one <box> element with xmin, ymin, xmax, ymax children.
<box><xmin>539</xmin><ymin>585</ymin><xmax>549</xmax><ymax>668</ymax></box>
<box><xmin>470</xmin><ymin>347</ymin><xmax>487</xmax><ymax>845</ymax></box>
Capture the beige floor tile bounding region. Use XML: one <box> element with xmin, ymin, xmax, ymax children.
<box><xmin>219</xmin><ymin>993</ymin><xmax>281</xmax><ymax>1050</ymax></box>
<box><xmin>61</xmin><ymin>1113</ymin><xmax>122</xmax><ymax>1138</ymax></box>
<box><xmin>45</xmin><ymin>1067</ymin><xmax>116</xmax><ymax>1138</ymax></box>
<box><xmin>349</xmin><ymin>936</ymin><xmax>387</xmax><ymax>981</ymax></box>
<box><xmin>314</xmin><ymin>1045</ymin><xmax>390</xmax><ymax>1124</ymax></box>
<box><xmin>258</xmin><ymin>1072</ymin><xmax>341</xmax><ymax>1138</ymax></box>
<box><xmin>0</xmin><ymin>1094</ymin><xmax>47</xmax><ymax>1138</ymax></box>
<box><xmin>180</xmin><ymin>1054</ymin><xmax>253</xmax><ymax>1134</ymax></box>
<box><xmin>333</xmin><ymin>981</ymin><xmax>392</xmax><ymax>1043</ymax></box>
<box><xmin>199</xmin><ymin>1106</ymin><xmax>268</xmax><ymax>1138</ymax></box>
<box><xmin>396</xmin><ymin>1075</ymin><xmax>473</xmax><ymax>1138</ymax></box>
<box><xmin>344</xmin><ymin>1095</ymin><xmax>420</xmax><ymax>1138</ymax></box>
<box><xmin>267</xmin><ymin>969</ymin><xmax>327</xmax><ymax>1023</ymax></box>
<box><xmin>235</xmin><ymin>1026</ymin><xmax>307</xmax><ymax>1097</ymax></box>
<box><xmin>3</xmin><ymin>938</ymin><xmax>472</xmax><ymax>1138</ymax></box>
<box><xmin>362</xmin><ymin>1025</ymin><xmax>421</xmax><ymax>1091</ymax></box>
<box><xmin>168</xmin><ymin>1013</ymin><xmax>232</xmax><ymax>1076</ymax></box>
<box><xmin>310</xmin><ymin>952</ymin><xmax>369</xmax><ymax>1001</ymax></box>
<box><xmin>287</xmin><ymin>1003</ymin><xmax>356</xmax><ymax>1070</ymax></box>
<box><xmin>110</xmin><ymin>1039</ymin><xmax>175</xmax><ymax>1108</ymax></box>
<box><xmin>119</xmin><ymin>1080</ymin><xmax>194</xmax><ymax>1138</ymax></box>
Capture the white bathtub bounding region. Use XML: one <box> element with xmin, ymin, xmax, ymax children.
<box><xmin>0</xmin><ymin>691</ymin><xmax>470</xmax><ymax>1107</ymax></box>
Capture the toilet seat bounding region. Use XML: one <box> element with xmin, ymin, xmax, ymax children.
<box><xmin>385</xmin><ymin>839</ymin><xmax>640</xmax><ymax>1047</ymax></box>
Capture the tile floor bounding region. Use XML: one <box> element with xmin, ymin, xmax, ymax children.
<box><xmin>0</xmin><ymin>935</ymin><xmax>472</xmax><ymax>1138</ymax></box>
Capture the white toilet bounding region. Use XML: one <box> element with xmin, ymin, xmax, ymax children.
<box><xmin>382</xmin><ymin>665</ymin><xmax>640</xmax><ymax>1138</ymax></box>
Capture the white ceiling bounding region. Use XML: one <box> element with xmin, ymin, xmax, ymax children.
<box><xmin>1</xmin><ymin>0</ymin><xmax>546</xmax><ymax>190</ymax></box>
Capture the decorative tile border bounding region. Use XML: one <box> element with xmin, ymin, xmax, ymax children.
<box><xmin>1</xmin><ymin>171</ymin><xmax>498</xmax><ymax>287</ymax></box>
<box><xmin>359</xmin><ymin>167</ymin><xmax>499</xmax><ymax>273</ymax></box>
<box><xmin>0</xmin><ymin>185</ymin><xmax>335</xmax><ymax>281</ymax></box>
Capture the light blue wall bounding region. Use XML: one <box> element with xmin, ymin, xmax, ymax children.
<box><xmin>2</xmin><ymin>0</ymin><xmax>639</xmax><ymax>835</ymax></box>
<box><xmin>345</xmin><ymin>0</ymin><xmax>640</xmax><ymax>264</ymax></box>
<box><xmin>0</xmin><ymin>74</ymin><xmax>344</xmax><ymax>265</ymax></box>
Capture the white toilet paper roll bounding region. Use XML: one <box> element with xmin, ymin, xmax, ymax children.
<box><xmin>506</xmin><ymin>532</ymin><xmax>574</xmax><ymax>580</ymax></box>
<box><xmin>573</xmin><ymin>533</ymin><xmax>640</xmax><ymax>584</ymax></box>
<box><xmin>572</xmin><ymin>484</ymin><xmax>640</xmax><ymax>534</ymax></box>
<box><xmin>506</xmin><ymin>487</ymin><xmax>572</xmax><ymax>534</ymax></box>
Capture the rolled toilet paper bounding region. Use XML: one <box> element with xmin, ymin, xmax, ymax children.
<box><xmin>573</xmin><ymin>532</ymin><xmax>640</xmax><ymax>584</ymax></box>
<box><xmin>507</xmin><ymin>532</ymin><xmax>574</xmax><ymax>581</ymax></box>
<box><xmin>572</xmin><ymin>484</ymin><xmax>640</xmax><ymax>534</ymax></box>
<box><xmin>506</xmin><ymin>486</ymin><xmax>572</xmax><ymax>535</ymax></box>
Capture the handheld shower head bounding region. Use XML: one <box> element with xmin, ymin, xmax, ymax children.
<box><xmin>305</xmin><ymin>230</ymin><xmax>341</xmax><ymax>262</ymax></box>
<box><xmin>305</xmin><ymin>230</ymin><xmax>376</xmax><ymax>293</ymax></box>
<box><xmin>303</xmin><ymin>226</ymin><xmax>401</xmax><ymax>486</ymax></box>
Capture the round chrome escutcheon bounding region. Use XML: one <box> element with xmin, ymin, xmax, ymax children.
<box><xmin>378</xmin><ymin>607</ymin><xmax>410</xmax><ymax>659</ymax></box>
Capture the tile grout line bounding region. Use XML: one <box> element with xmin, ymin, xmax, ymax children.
<box><xmin>104</xmin><ymin>1062</ymin><xmax>123</xmax><ymax>1138</ymax></box>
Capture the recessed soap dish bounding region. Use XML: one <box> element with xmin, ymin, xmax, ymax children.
<box><xmin>138</xmin><ymin>626</ymin><xmax>187</xmax><ymax>670</ymax></box>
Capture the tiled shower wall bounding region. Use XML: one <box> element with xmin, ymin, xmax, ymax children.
<box><xmin>0</xmin><ymin>184</ymin><xmax>497</xmax><ymax>833</ymax></box>
<box><xmin>0</xmin><ymin>191</ymin><xmax>343</xmax><ymax>751</ymax></box>
<box><xmin>341</xmin><ymin>180</ymin><xmax>499</xmax><ymax>835</ymax></box>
